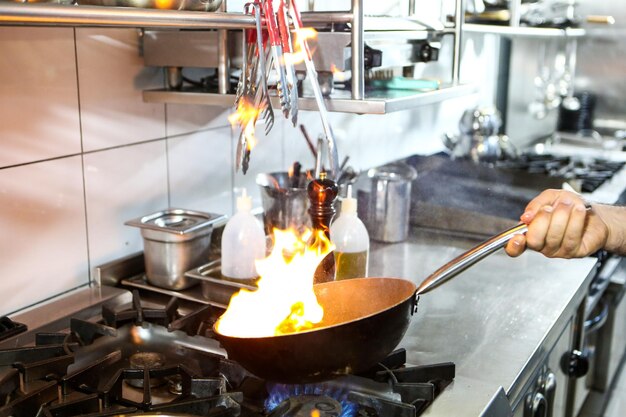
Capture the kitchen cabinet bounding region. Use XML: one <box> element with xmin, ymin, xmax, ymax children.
<box><xmin>0</xmin><ymin>0</ymin><xmax>475</xmax><ymax>115</ymax></box>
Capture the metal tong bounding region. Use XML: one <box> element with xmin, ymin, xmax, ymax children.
<box><xmin>288</xmin><ymin>0</ymin><xmax>339</xmax><ymax>179</ymax></box>
<box><xmin>263</xmin><ymin>0</ymin><xmax>291</xmax><ymax>120</ymax></box>
<box><xmin>234</xmin><ymin>1</ymin><xmax>274</xmax><ymax>174</ymax></box>
<box><xmin>277</xmin><ymin>0</ymin><xmax>298</xmax><ymax>126</ymax></box>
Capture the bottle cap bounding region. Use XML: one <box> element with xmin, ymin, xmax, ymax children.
<box><xmin>341</xmin><ymin>185</ymin><xmax>357</xmax><ymax>214</ymax></box>
<box><xmin>236</xmin><ymin>188</ymin><xmax>252</xmax><ymax>212</ymax></box>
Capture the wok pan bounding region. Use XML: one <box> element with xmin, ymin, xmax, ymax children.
<box><xmin>215</xmin><ymin>223</ymin><xmax>527</xmax><ymax>382</ymax></box>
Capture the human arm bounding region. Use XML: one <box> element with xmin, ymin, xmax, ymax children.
<box><xmin>505</xmin><ymin>189</ymin><xmax>626</xmax><ymax>258</ymax></box>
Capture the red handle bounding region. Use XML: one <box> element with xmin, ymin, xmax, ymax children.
<box><xmin>288</xmin><ymin>0</ymin><xmax>304</xmax><ymax>28</ymax></box>
<box><xmin>263</xmin><ymin>0</ymin><xmax>281</xmax><ymax>47</ymax></box>
<box><xmin>277</xmin><ymin>0</ymin><xmax>291</xmax><ymax>53</ymax></box>
<box><xmin>287</xmin><ymin>0</ymin><xmax>311</xmax><ymax>60</ymax></box>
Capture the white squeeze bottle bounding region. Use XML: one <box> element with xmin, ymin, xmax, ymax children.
<box><xmin>330</xmin><ymin>186</ymin><xmax>370</xmax><ymax>280</ymax></box>
<box><xmin>221</xmin><ymin>189</ymin><xmax>266</xmax><ymax>284</ymax></box>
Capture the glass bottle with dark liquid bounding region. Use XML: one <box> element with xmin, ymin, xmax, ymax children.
<box><xmin>307</xmin><ymin>173</ymin><xmax>338</xmax><ymax>284</ymax></box>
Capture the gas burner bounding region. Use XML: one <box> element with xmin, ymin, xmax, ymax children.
<box><xmin>0</xmin><ymin>292</ymin><xmax>455</xmax><ymax>417</ymax></box>
<box><xmin>269</xmin><ymin>395</ymin><xmax>346</xmax><ymax>417</ymax></box>
<box><xmin>262</xmin><ymin>355</ymin><xmax>455</xmax><ymax>417</ymax></box>
<box><xmin>497</xmin><ymin>153</ymin><xmax>626</xmax><ymax>193</ymax></box>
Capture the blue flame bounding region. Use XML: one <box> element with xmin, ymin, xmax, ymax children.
<box><xmin>265</xmin><ymin>383</ymin><xmax>358</xmax><ymax>417</ymax></box>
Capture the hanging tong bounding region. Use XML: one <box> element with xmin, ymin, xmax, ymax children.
<box><xmin>277</xmin><ymin>0</ymin><xmax>298</xmax><ymax>126</ymax></box>
<box><xmin>250</xmin><ymin>0</ymin><xmax>274</xmax><ymax>135</ymax></box>
<box><xmin>235</xmin><ymin>1</ymin><xmax>275</xmax><ymax>174</ymax></box>
<box><xmin>288</xmin><ymin>0</ymin><xmax>339</xmax><ymax>179</ymax></box>
<box><xmin>263</xmin><ymin>0</ymin><xmax>291</xmax><ymax>119</ymax></box>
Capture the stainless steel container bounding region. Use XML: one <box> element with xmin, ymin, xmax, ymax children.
<box><xmin>256</xmin><ymin>172</ymin><xmax>311</xmax><ymax>234</ymax></box>
<box><xmin>363</xmin><ymin>163</ymin><xmax>417</xmax><ymax>243</ymax></box>
<box><xmin>125</xmin><ymin>209</ymin><xmax>226</xmax><ymax>290</ymax></box>
<box><xmin>185</xmin><ymin>260</ymin><xmax>256</xmax><ymax>307</ymax></box>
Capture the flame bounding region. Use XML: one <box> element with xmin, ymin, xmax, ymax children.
<box><xmin>283</xmin><ymin>27</ymin><xmax>318</xmax><ymax>66</ymax></box>
<box><xmin>330</xmin><ymin>64</ymin><xmax>340</xmax><ymax>74</ymax></box>
<box><xmin>216</xmin><ymin>228</ymin><xmax>335</xmax><ymax>338</ymax></box>
<box><xmin>229</xmin><ymin>97</ymin><xmax>260</xmax><ymax>151</ymax></box>
<box><xmin>154</xmin><ymin>0</ymin><xmax>174</xmax><ymax>9</ymax></box>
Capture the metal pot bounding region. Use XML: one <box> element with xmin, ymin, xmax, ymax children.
<box><xmin>256</xmin><ymin>172</ymin><xmax>311</xmax><ymax>234</ymax></box>
<box><xmin>125</xmin><ymin>209</ymin><xmax>226</xmax><ymax>290</ymax></box>
<box><xmin>459</xmin><ymin>107</ymin><xmax>502</xmax><ymax>137</ymax></box>
<box><xmin>358</xmin><ymin>162</ymin><xmax>418</xmax><ymax>243</ymax></box>
<box><xmin>215</xmin><ymin>223</ymin><xmax>527</xmax><ymax>382</ymax></box>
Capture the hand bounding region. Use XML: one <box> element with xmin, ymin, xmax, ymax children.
<box><xmin>505</xmin><ymin>189</ymin><xmax>609</xmax><ymax>259</ymax></box>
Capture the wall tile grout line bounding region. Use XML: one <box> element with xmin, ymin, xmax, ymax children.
<box><xmin>0</xmin><ymin>124</ymin><xmax>232</xmax><ymax>173</ymax></box>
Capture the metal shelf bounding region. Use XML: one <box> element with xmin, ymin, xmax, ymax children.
<box><xmin>0</xmin><ymin>3</ymin><xmax>353</xmax><ymax>28</ymax></box>
<box><xmin>464</xmin><ymin>23</ymin><xmax>585</xmax><ymax>38</ymax></box>
<box><xmin>1</xmin><ymin>0</ymin><xmax>472</xmax><ymax>115</ymax></box>
<box><xmin>0</xmin><ymin>3</ymin><xmax>254</xmax><ymax>28</ymax></box>
<box><xmin>143</xmin><ymin>83</ymin><xmax>477</xmax><ymax>114</ymax></box>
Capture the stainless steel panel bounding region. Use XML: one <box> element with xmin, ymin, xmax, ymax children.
<box><xmin>0</xmin><ymin>287</ymin><xmax>132</xmax><ymax>349</ymax></box>
<box><xmin>576</xmin><ymin>1</ymin><xmax>626</xmax><ymax>126</ymax></box>
<box><xmin>142</xmin><ymin>83</ymin><xmax>477</xmax><ymax>114</ymax></box>
<box><xmin>143</xmin><ymin>30</ymin><xmax>243</xmax><ymax>68</ymax></box>
<box><xmin>593</xmin><ymin>270</ymin><xmax>626</xmax><ymax>392</ymax></box>
<box><xmin>506</xmin><ymin>37</ymin><xmax>561</xmax><ymax>148</ymax></box>
<box><xmin>367</xmin><ymin>228</ymin><xmax>596</xmax><ymax>416</ymax></box>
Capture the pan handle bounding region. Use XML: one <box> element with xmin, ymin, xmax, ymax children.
<box><xmin>416</xmin><ymin>223</ymin><xmax>528</xmax><ymax>295</ymax></box>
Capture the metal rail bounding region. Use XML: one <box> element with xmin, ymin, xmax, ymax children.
<box><xmin>0</xmin><ymin>4</ymin><xmax>352</xmax><ymax>29</ymax></box>
<box><xmin>451</xmin><ymin>0</ymin><xmax>463</xmax><ymax>85</ymax></box>
<box><xmin>350</xmin><ymin>0</ymin><xmax>364</xmax><ymax>100</ymax></box>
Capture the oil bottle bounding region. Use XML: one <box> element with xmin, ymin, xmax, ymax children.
<box><xmin>221</xmin><ymin>189</ymin><xmax>266</xmax><ymax>285</ymax></box>
<box><xmin>330</xmin><ymin>186</ymin><xmax>369</xmax><ymax>280</ymax></box>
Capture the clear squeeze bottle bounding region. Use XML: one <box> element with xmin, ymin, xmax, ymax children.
<box><xmin>330</xmin><ymin>186</ymin><xmax>370</xmax><ymax>280</ymax></box>
<box><xmin>221</xmin><ymin>189</ymin><xmax>266</xmax><ymax>285</ymax></box>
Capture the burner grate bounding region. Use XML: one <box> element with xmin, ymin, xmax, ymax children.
<box><xmin>498</xmin><ymin>153</ymin><xmax>626</xmax><ymax>193</ymax></box>
<box><xmin>0</xmin><ymin>292</ymin><xmax>456</xmax><ymax>417</ymax></box>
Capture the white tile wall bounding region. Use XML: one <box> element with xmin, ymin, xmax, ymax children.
<box><xmin>167</xmin><ymin>128</ymin><xmax>234</xmax><ymax>215</ymax></box>
<box><xmin>0</xmin><ymin>157</ymin><xmax>88</xmax><ymax>316</ymax></box>
<box><xmin>83</xmin><ymin>141</ymin><xmax>169</xmax><ymax>272</ymax></box>
<box><xmin>0</xmin><ymin>27</ymin><xmax>81</xmax><ymax>168</ymax></box>
<box><xmin>166</xmin><ymin>104</ymin><xmax>231</xmax><ymax>137</ymax></box>
<box><xmin>76</xmin><ymin>28</ymin><xmax>166</xmax><ymax>152</ymax></box>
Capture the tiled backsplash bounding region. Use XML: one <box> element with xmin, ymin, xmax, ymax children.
<box><xmin>0</xmin><ymin>24</ymin><xmax>498</xmax><ymax>316</ymax></box>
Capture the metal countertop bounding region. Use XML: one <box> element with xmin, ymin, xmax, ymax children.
<box><xmin>368</xmin><ymin>228</ymin><xmax>597</xmax><ymax>416</ymax></box>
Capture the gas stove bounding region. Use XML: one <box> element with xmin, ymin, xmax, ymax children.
<box><xmin>497</xmin><ymin>152</ymin><xmax>626</xmax><ymax>193</ymax></box>
<box><xmin>0</xmin><ymin>288</ymin><xmax>454</xmax><ymax>417</ymax></box>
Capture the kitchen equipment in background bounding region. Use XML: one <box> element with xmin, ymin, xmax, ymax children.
<box><xmin>215</xmin><ymin>223</ymin><xmax>526</xmax><ymax>383</ymax></box>
<box><xmin>257</xmin><ymin>171</ymin><xmax>311</xmax><ymax>234</ymax></box>
<box><xmin>359</xmin><ymin>162</ymin><xmax>417</xmax><ymax>243</ymax></box>
<box><xmin>125</xmin><ymin>209</ymin><xmax>225</xmax><ymax>290</ymax></box>
<box><xmin>444</xmin><ymin>106</ymin><xmax>518</xmax><ymax>164</ymax></box>
<box><xmin>578</xmin><ymin>256</ymin><xmax>626</xmax><ymax>416</ymax></box>
<box><xmin>557</xmin><ymin>91</ymin><xmax>597</xmax><ymax>134</ymax></box>
<box><xmin>459</xmin><ymin>106</ymin><xmax>502</xmax><ymax>137</ymax></box>
<box><xmin>497</xmin><ymin>152</ymin><xmax>625</xmax><ymax>193</ymax></box>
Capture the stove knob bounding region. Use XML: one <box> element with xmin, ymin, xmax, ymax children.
<box><xmin>560</xmin><ymin>349</ymin><xmax>589</xmax><ymax>378</ymax></box>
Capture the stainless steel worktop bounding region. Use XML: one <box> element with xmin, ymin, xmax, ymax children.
<box><xmin>368</xmin><ymin>227</ymin><xmax>597</xmax><ymax>416</ymax></box>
